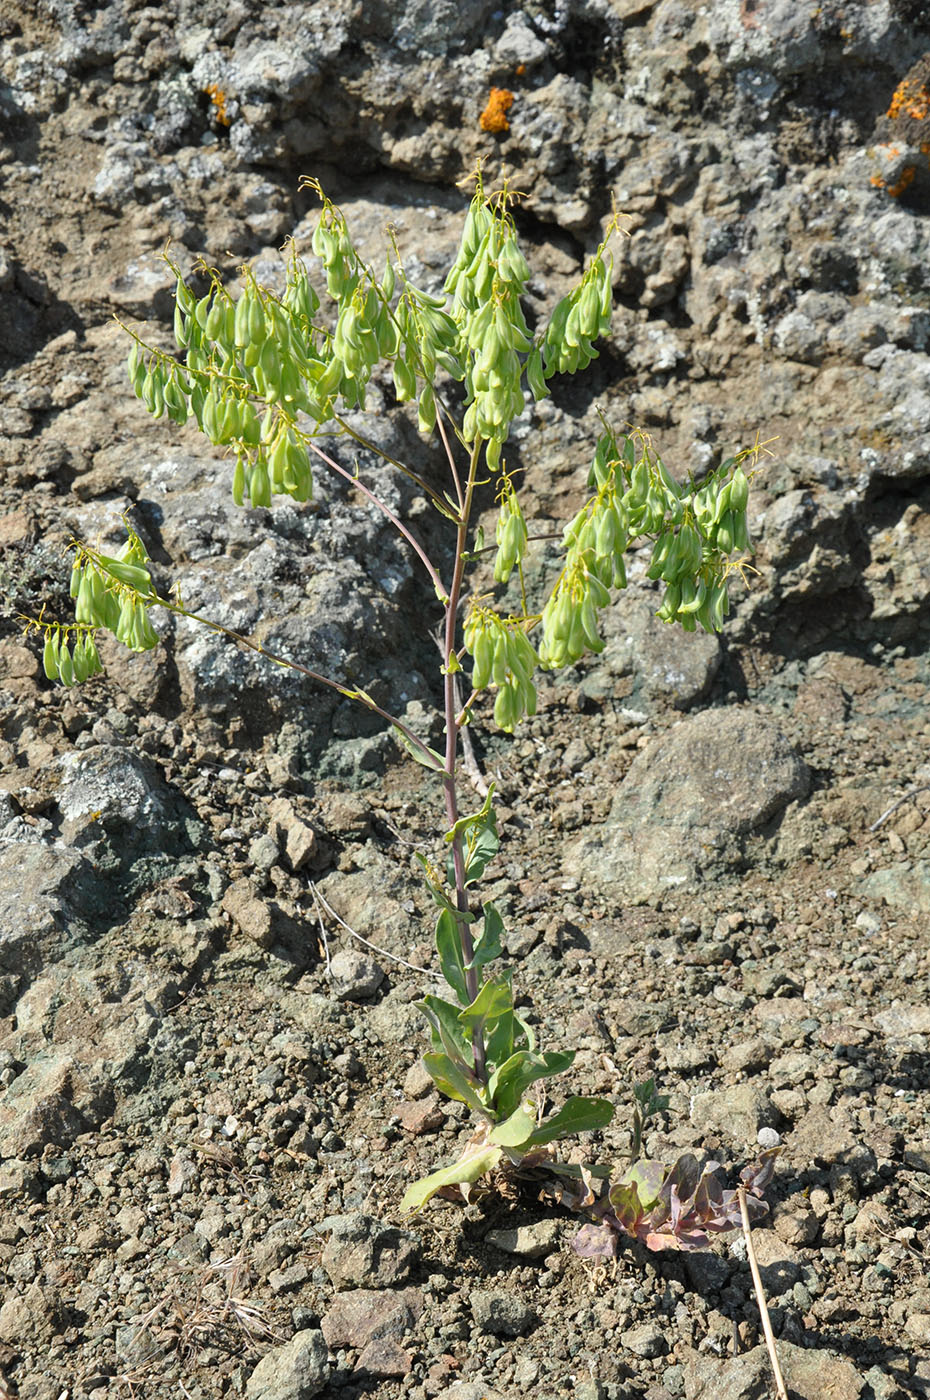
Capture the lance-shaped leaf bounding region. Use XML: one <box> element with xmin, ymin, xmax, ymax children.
<box><xmin>488</xmin><ymin>1099</ymin><xmax>538</xmax><ymax>1149</ymax></box>
<box><xmin>400</xmin><ymin>1145</ymin><xmax>502</xmax><ymax>1214</ymax></box>
<box><xmin>487</xmin><ymin>1047</ymin><xmax>575</xmax><ymax>1120</ymax></box>
<box><xmin>418</xmin><ymin>994</ymin><xmax>473</xmax><ymax>1063</ymax></box>
<box><xmin>457</xmin><ymin>972</ymin><xmax>513</xmax><ymax>1046</ymax></box>
<box><xmin>434</xmin><ymin>907</ymin><xmax>469</xmax><ymax>1005</ymax></box>
<box><xmin>525</xmin><ymin>1095</ymin><xmax>614</xmax><ymax>1148</ymax></box>
<box><xmin>445</xmin><ymin>787</ymin><xmax>500</xmax><ymax>887</ymax></box>
<box><xmin>421</xmin><ymin>1052</ymin><xmax>488</xmax><ymax>1117</ymax></box>
<box><xmin>465</xmin><ymin>900</ymin><xmax>504</xmax><ymax>973</ymax></box>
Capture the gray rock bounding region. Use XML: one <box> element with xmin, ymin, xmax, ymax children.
<box><xmin>591</xmin><ymin>592</ymin><xmax>721</xmax><ymax>710</ymax></box>
<box><xmin>245</xmin><ymin>1329</ymin><xmax>329</xmax><ymax>1400</ymax></box>
<box><xmin>470</xmin><ymin>1289</ymin><xmax>535</xmax><ymax>1337</ymax></box>
<box><xmin>328</xmin><ymin>949</ymin><xmax>384</xmax><ymax>1002</ymax></box>
<box><xmin>320</xmin><ymin>1286</ymin><xmax>422</xmax><ymax>1348</ymax></box>
<box><xmin>683</xmin><ymin>1340</ymin><xmax>864</xmax><ymax>1400</ymax></box>
<box><xmin>222</xmin><ymin>879</ymin><xmax>273</xmax><ymax>949</ymax></box>
<box><xmin>485</xmin><ymin>1220</ymin><xmax>561</xmax><ymax>1259</ymax></box>
<box><xmin>621</xmin><ymin>1321</ymin><xmax>668</xmax><ymax>1358</ymax></box>
<box><xmin>690</xmin><ymin>1084</ymin><xmax>781</xmax><ymax>1143</ymax></box>
<box><xmin>0</xmin><ymin>842</ymin><xmax>95</xmax><ymax>1002</ymax></box>
<box><xmin>321</xmin><ymin>1214</ymin><xmax>419</xmax><ymax>1290</ymax></box>
<box><xmin>570</xmin><ymin>707</ymin><xmax>809</xmax><ymax>902</ymax></box>
<box><xmin>0</xmin><ymin>1283</ymin><xmax>66</xmax><ymax>1344</ymax></box>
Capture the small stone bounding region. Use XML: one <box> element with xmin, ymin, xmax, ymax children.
<box><xmin>393</xmin><ymin>1097</ymin><xmax>444</xmax><ymax>1135</ymax></box>
<box><xmin>328</xmin><ymin>949</ymin><xmax>384</xmax><ymax>1001</ymax></box>
<box><xmin>355</xmin><ymin>1337</ymin><xmax>413</xmax><ymax>1377</ymax></box>
<box><xmin>690</xmin><ymin>1084</ymin><xmax>781</xmax><ymax>1142</ymax></box>
<box><xmin>245</xmin><ymin>1328</ymin><xmax>329</xmax><ymax>1400</ymax></box>
<box><xmin>757</xmin><ymin>1127</ymin><xmax>781</xmax><ymax>1149</ymax></box>
<box><xmin>621</xmin><ymin>1322</ymin><xmax>667</xmax><ymax>1358</ymax></box>
<box><xmin>403</xmin><ymin>1060</ymin><xmax>434</xmax><ymax>1099</ymax></box>
<box><xmin>774</xmin><ymin>1198</ymin><xmax>820</xmax><ymax>1246</ymax></box>
<box><xmin>485</xmin><ymin>1220</ymin><xmax>562</xmax><ymax>1259</ymax></box>
<box><xmin>222</xmin><ymin>879</ymin><xmax>273</xmax><ymax>948</ymax></box>
<box><xmin>905</xmin><ymin>1313</ymin><xmax>930</xmax><ymax>1345</ymax></box>
<box><xmin>268</xmin><ymin>797</ymin><xmax>318</xmax><ymax>871</ymax></box>
<box><xmin>320</xmin><ymin>1287</ymin><xmax>422</xmax><ymax>1349</ymax></box>
<box><xmin>470</xmin><ymin>1289</ymin><xmax>535</xmax><ymax>1337</ymax></box>
<box><xmin>321</xmin><ymin>1214</ymin><xmax>420</xmax><ymax>1290</ymax></box>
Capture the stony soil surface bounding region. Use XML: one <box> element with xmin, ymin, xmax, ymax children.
<box><xmin>1</xmin><ymin>3</ymin><xmax>930</xmax><ymax>1399</ymax></box>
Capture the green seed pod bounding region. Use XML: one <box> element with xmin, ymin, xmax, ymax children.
<box><xmin>715</xmin><ymin>513</ymin><xmax>734</xmax><ymax>554</ymax></box>
<box><xmin>71</xmin><ymin>636</ymin><xmax>89</xmax><ymax>683</ymax></box>
<box><xmin>232</xmin><ymin>453</ymin><xmax>246</xmax><ymax>507</ymax></box>
<box><xmin>96</xmin><ymin>555</ymin><xmax>153</xmax><ymax>595</ymax></box>
<box><xmin>493</xmin><ymin>682</ymin><xmax>517</xmax><ymax>733</ymax></box>
<box><xmin>471</xmin><ymin>626</ymin><xmax>495</xmax><ymax>692</ymax></box>
<box><xmin>234</xmin><ymin>293</ymin><xmax>252</xmax><ymax>349</ymax></box>
<box><xmin>248</xmin><ymin>294</ymin><xmax>266</xmax><ymax>344</ymax></box>
<box><xmin>417</xmin><ymin>383</ymin><xmax>436</xmax><ymax>434</ymax></box>
<box><xmin>57</xmin><ymin>639</ymin><xmax>74</xmax><ymax>686</ymax></box>
<box><xmin>83</xmin><ymin>634</ymin><xmax>102</xmax><ymax>676</ymax></box>
<box><xmin>393</xmin><ymin>354</ymin><xmax>417</xmax><ymax>402</ymax></box>
<box><xmin>205</xmin><ymin>297</ymin><xmax>226</xmax><ymax>340</ymax></box>
<box><xmin>43</xmin><ymin>632</ymin><xmax>59</xmax><ymax>681</ymax></box>
<box><xmin>250</xmin><ymin>459</ymin><xmax>272</xmax><ymax>508</ymax></box>
<box><xmin>194</xmin><ymin>292</ymin><xmax>212</xmax><ymax>330</ymax></box>
<box><xmin>729</xmin><ymin>465</ymin><xmax>749</xmax><ymax>514</ymax></box>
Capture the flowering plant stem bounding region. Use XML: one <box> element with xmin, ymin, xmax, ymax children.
<box><xmin>28</xmin><ymin>171</ymin><xmax>778</xmax><ymax>1240</ymax></box>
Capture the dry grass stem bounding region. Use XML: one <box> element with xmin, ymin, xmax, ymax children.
<box><xmin>738</xmin><ymin>1185</ymin><xmax>789</xmax><ymax>1400</ymax></box>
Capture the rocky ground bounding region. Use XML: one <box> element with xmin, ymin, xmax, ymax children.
<box><xmin>1</xmin><ymin>1</ymin><xmax>930</xmax><ymax>1398</ymax></box>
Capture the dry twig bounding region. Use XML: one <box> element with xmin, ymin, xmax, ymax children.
<box><xmin>738</xmin><ymin>1186</ymin><xmax>788</xmax><ymax>1400</ymax></box>
<box><xmin>309</xmin><ymin>881</ymin><xmax>444</xmax><ymax>980</ymax></box>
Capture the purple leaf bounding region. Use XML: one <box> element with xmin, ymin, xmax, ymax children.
<box><xmin>572</xmin><ymin>1222</ymin><xmax>619</xmax><ymax>1260</ymax></box>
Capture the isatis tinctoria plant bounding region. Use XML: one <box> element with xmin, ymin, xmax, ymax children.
<box><xmin>27</xmin><ymin>171</ymin><xmax>772</xmax><ymax>1244</ymax></box>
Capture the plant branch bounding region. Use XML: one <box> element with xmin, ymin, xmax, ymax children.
<box><xmin>148</xmin><ymin>591</ymin><xmax>440</xmax><ymax>769</ymax></box>
<box><xmin>332</xmin><ymin>413</ymin><xmax>453</xmax><ymax>517</ymax></box>
<box><xmin>443</xmin><ymin>438</ymin><xmax>487</xmax><ymax>1081</ymax></box>
<box><xmin>435</xmin><ymin>400</ymin><xmax>465</xmax><ymax>513</ymax></box>
<box><xmin>305</xmin><ymin>440</ymin><xmax>448</xmax><ymax>600</ymax></box>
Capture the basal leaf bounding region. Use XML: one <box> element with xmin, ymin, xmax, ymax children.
<box><xmin>488</xmin><ymin>1098</ymin><xmax>538</xmax><ymax>1149</ymax></box>
<box><xmin>400</xmin><ymin>1145</ymin><xmax>502</xmax><ymax>1214</ymax></box>
<box><xmin>525</xmin><ymin>1095</ymin><xmax>614</xmax><ymax>1147</ymax></box>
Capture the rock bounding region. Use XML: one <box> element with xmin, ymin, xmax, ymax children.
<box><xmin>683</xmin><ymin>1340</ymin><xmax>864</xmax><ymax>1400</ymax></box>
<box><xmin>470</xmin><ymin>1290</ymin><xmax>535</xmax><ymax>1337</ymax></box>
<box><xmin>570</xmin><ymin>708</ymin><xmax>810</xmax><ymax>902</ymax></box>
<box><xmin>245</xmin><ymin>1329</ymin><xmax>329</xmax><ymax>1400</ymax></box>
<box><xmin>690</xmin><ymin>1084</ymin><xmax>781</xmax><ymax>1143</ymax></box>
<box><xmin>320</xmin><ymin>1286</ymin><xmax>422</xmax><ymax>1349</ymax></box>
<box><xmin>773</xmin><ymin>1197</ymin><xmax>820</xmax><ymax>1246</ymax></box>
<box><xmin>328</xmin><ymin>949</ymin><xmax>384</xmax><ymax>1001</ymax></box>
<box><xmin>0</xmin><ymin>842</ymin><xmax>96</xmax><ymax>1008</ymax></box>
<box><xmin>222</xmin><ymin>879</ymin><xmax>273</xmax><ymax>948</ymax></box>
<box><xmin>268</xmin><ymin>797</ymin><xmax>318</xmax><ymax>871</ymax></box>
<box><xmin>485</xmin><ymin>1220</ymin><xmax>562</xmax><ymax>1259</ymax></box>
<box><xmin>0</xmin><ymin>1283</ymin><xmax>66</xmax><ymax>1344</ymax></box>
<box><xmin>392</xmin><ymin>1096</ymin><xmax>444</xmax><ymax>1135</ymax></box>
<box><xmin>904</xmin><ymin>1313</ymin><xmax>930</xmax><ymax>1346</ymax></box>
<box><xmin>621</xmin><ymin>1322</ymin><xmax>668</xmax><ymax>1358</ymax></box>
<box><xmin>0</xmin><ymin>1053</ymin><xmax>112</xmax><ymax>1157</ymax></box>
<box><xmin>321</xmin><ymin>1214</ymin><xmax>420</xmax><ymax>1290</ymax></box>
<box><xmin>355</xmin><ymin>1337</ymin><xmax>413</xmax><ymax>1377</ymax></box>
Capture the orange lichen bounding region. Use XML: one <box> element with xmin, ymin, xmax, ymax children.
<box><xmin>480</xmin><ymin>88</ymin><xmax>514</xmax><ymax>134</ymax></box>
<box><xmin>205</xmin><ymin>83</ymin><xmax>231</xmax><ymax>127</ymax></box>
<box><xmin>887</xmin><ymin>76</ymin><xmax>930</xmax><ymax>123</ymax></box>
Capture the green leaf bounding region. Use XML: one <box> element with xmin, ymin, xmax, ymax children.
<box><xmin>458</xmin><ymin>973</ymin><xmax>513</xmax><ymax>1043</ymax></box>
<box><xmin>465</xmin><ymin>901</ymin><xmax>504</xmax><ymax>973</ymax></box>
<box><xmin>488</xmin><ymin>1048</ymin><xmax>575</xmax><ymax>1120</ymax></box>
<box><xmin>422</xmin><ymin>1052</ymin><xmax>487</xmax><ymax>1117</ymax></box>
<box><xmin>484</xmin><ymin>1004</ymin><xmax>515</xmax><ymax>1071</ymax></box>
<box><xmin>418</xmin><ymin>994</ymin><xmax>472</xmax><ymax>1062</ymax></box>
<box><xmin>611</xmin><ymin>1159</ymin><xmax>666</xmax><ymax>1214</ymax></box>
<box><xmin>435</xmin><ymin>907</ymin><xmax>468</xmax><ymax>1005</ymax></box>
<box><xmin>444</xmin><ymin>787</ymin><xmax>499</xmax><ymax>888</ymax></box>
<box><xmin>391</xmin><ymin>722</ymin><xmax>445</xmax><ymax>771</ymax></box>
<box><xmin>525</xmin><ymin>1096</ymin><xmax>614</xmax><ymax>1147</ymax></box>
<box><xmin>400</xmin><ymin>1145</ymin><xmax>502</xmax><ymax>1214</ymax></box>
<box><xmin>489</xmin><ymin>1099</ymin><xmax>538</xmax><ymax>1149</ymax></box>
